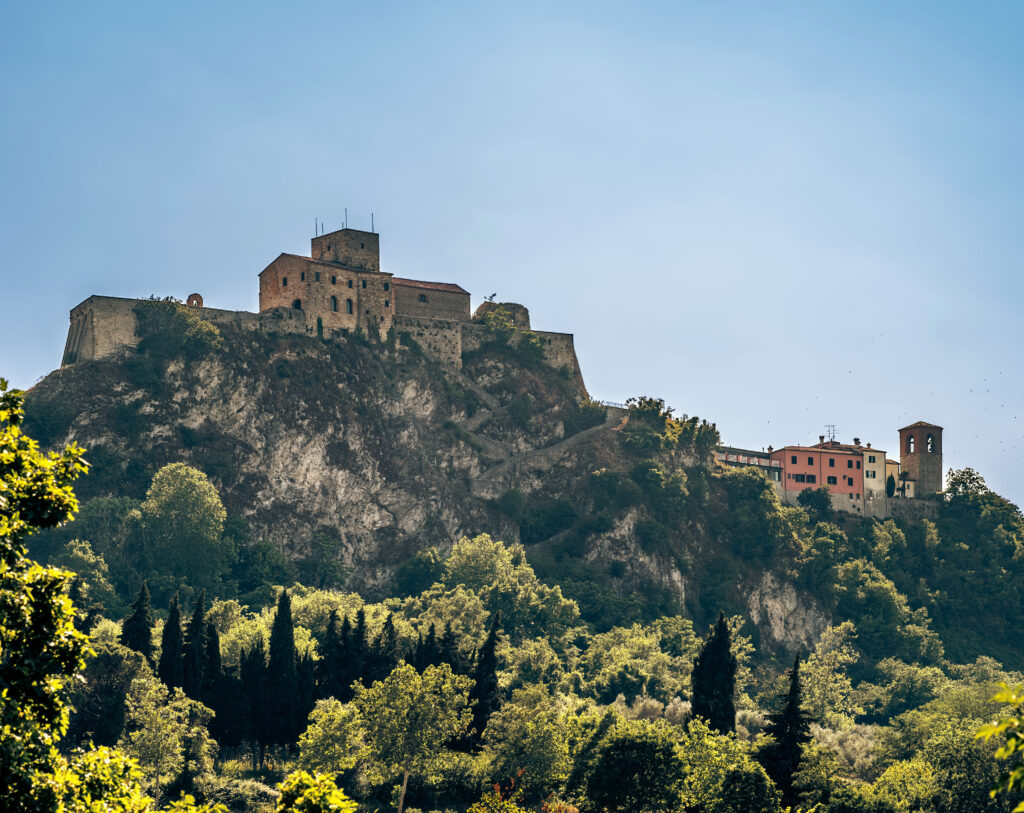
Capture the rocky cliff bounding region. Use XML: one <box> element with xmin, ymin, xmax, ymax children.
<box><xmin>25</xmin><ymin>304</ymin><xmax>828</xmax><ymax>649</ymax></box>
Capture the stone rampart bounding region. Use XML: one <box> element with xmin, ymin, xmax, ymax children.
<box><xmin>393</xmin><ymin>315</ymin><xmax>464</xmax><ymax>368</ymax></box>
<box><xmin>888</xmin><ymin>498</ymin><xmax>940</xmax><ymax>523</ymax></box>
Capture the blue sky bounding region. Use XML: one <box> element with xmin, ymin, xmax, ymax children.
<box><xmin>2</xmin><ymin>2</ymin><xmax>1023</xmax><ymax>502</ymax></box>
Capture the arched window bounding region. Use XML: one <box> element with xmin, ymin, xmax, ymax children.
<box><xmin>331</xmin><ymin>296</ymin><xmax>338</xmax><ymax>312</ymax></box>
<box><xmin>926</xmin><ymin>434</ymin><xmax>934</xmax><ymax>453</ymax></box>
<box><xmin>345</xmin><ymin>299</ymin><xmax>353</xmax><ymax>314</ymax></box>
<box><xmin>292</xmin><ymin>299</ymin><xmax>302</xmax><ymax>310</ymax></box>
<box><xmin>907</xmin><ymin>435</ymin><xmax>915</xmax><ymax>454</ymax></box>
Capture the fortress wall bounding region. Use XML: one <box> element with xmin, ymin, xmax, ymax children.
<box><xmin>460</xmin><ymin>324</ymin><xmax>588</xmax><ymax>395</ymax></box>
<box><xmin>63</xmin><ymin>296</ymin><xmax>139</xmax><ymax>365</ymax></box>
<box><xmin>394</xmin><ymin>315</ymin><xmax>463</xmax><ymax>368</ymax></box>
<box><xmin>889</xmin><ymin>498</ymin><xmax>939</xmax><ymax>523</ymax></box>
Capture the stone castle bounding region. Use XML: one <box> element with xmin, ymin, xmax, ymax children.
<box><xmin>62</xmin><ymin>227</ymin><xmax>584</xmax><ymax>383</ymax></box>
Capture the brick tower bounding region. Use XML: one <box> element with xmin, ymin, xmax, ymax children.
<box><xmin>898</xmin><ymin>421</ymin><xmax>943</xmax><ymax>496</ymax></box>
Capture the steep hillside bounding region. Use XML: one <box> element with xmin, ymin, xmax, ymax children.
<box><xmin>23</xmin><ymin>302</ymin><xmax>1024</xmax><ymax>673</ymax></box>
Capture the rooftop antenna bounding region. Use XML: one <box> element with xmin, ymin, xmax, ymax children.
<box><xmin>345</xmin><ymin>208</ymin><xmax>348</xmax><ymax>229</ymax></box>
<box><xmin>371</xmin><ymin>212</ymin><xmax>374</xmax><ymax>233</ymax></box>
<box><xmin>825</xmin><ymin>424</ymin><xmax>837</xmax><ymax>442</ymax></box>
<box><xmin>315</xmin><ymin>217</ymin><xmax>318</xmax><ymax>236</ymax></box>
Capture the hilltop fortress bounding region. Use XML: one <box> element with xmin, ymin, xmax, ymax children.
<box><xmin>62</xmin><ymin>227</ymin><xmax>584</xmax><ymax>383</ymax></box>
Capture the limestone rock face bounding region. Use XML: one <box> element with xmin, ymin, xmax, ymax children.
<box><xmin>746</xmin><ymin>572</ymin><xmax>829</xmax><ymax>650</ymax></box>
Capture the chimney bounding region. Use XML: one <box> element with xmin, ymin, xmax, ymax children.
<box><xmin>854</xmin><ymin>437</ymin><xmax>861</xmax><ymax>446</ymax></box>
<box><xmin>867</xmin><ymin>442</ymin><xmax>872</xmax><ymax>449</ymax></box>
<box><xmin>767</xmin><ymin>445</ymin><xmax>773</xmax><ymax>453</ymax></box>
<box><xmin>819</xmin><ymin>435</ymin><xmax>825</xmax><ymax>444</ymax></box>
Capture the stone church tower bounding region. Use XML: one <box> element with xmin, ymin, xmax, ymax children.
<box><xmin>899</xmin><ymin>421</ymin><xmax>943</xmax><ymax>495</ymax></box>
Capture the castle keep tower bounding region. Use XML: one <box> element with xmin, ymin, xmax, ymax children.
<box><xmin>899</xmin><ymin>421</ymin><xmax>943</xmax><ymax>495</ymax></box>
<box><xmin>258</xmin><ymin>228</ymin><xmax>393</xmax><ymax>339</ymax></box>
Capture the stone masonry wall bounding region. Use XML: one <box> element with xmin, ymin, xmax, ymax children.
<box><xmin>392</xmin><ymin>283</ymin><xmax>470</xmax><ymax>322</ymax></box>
<box><xmin>393</xmin><ymin>316</ymin><xmax>464</xmax><ymax>368</ymax></box>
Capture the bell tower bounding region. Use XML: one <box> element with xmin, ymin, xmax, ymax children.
<box><xmin>898</xmin><ymin>421</ymin><xmax>943</xmax><ymax>495</ymax></box>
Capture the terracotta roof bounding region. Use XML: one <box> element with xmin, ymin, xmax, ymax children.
<box><xmin>773</xmin><ymin>445</ymin><xmax>861</xmax><ymax>454</ymax></box>
<box><xmin>899</xmin><ymin>420</ymin><xmax>943</xmax><ymax>431</ymax></box>
<box><xmin>391</xmin><ymin>277</ymin><xmax>469</xmax><ymax>295</ymax></box>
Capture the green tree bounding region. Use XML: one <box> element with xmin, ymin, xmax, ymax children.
<box><xmin>183</xmin><ymin>590</ymin><xmax>207</xmax><ymax>700</ymax></box>
<box><xmin>803</xmin><ymin>622</ymin><xmax>863</xmax><ymax>729</ymax></box>
<box><xmin>483</xmin><ymin>688</ymin><xmax>570</xmax><ymax>803</ymax></box>
<box><xmin>585</xmin><ymin>721</ymin><xmax>687</xmax><ymax>813</ymax></box>
<box><xmin>352</xmin><ymin>662</ymin><xmax>472</xmax><ymax>813</ymax></box>
<box><xmin>977</xmin><ymin>683</ymin><xmax>1024</xmax><ymax>812</ymax></box>
<box><xmin>469</xmin><ymin>612</ymin><xmax>503</xmax><ymax>747</ymax></box>
<box><xmin>119</xmin><ymin>673</ymin><xmax>188</xmax><ymax>800</ymax></box>
<box><xmin>275</xmin><ymin>771</ymin><xmax>357</xmax><ymax>813</ymax></box>
<box><xmin>266</xmin><ymin>589</ymin><xmax>301</xmax><ymax>746</ymax></box>
<box><xmin>0</xmin><ymin>378</ymin><xmax>90</xmax><ymax>810</ymax></box>
<box><xmin>135</xmin><ymin>463</ymin><xmax>231</xmax><ymax>594</ymax></box>
<box><xmin>159</xmin><ymin>592</ymin><xmax>185</xmax><ymax>689</ymax></box>
<box><xmin>798</xmin><ymin>485</ymin><xmax>835</xmax><ymax>522</ymax></box>
<box><xmin>66</xmin><ymin>640</ymin><xmax>150</xmax><ymax>748</ymax></box>
<box><xmin>689</xmin><ymin>611</ymin><xmax>737</xmax><ymax>734</ymax></box>
<box><xmin>296</xmin><ymin>698</ymin><xmax>366</xmax><ymax>775</ymax></box>
<box><xmin>121</xmin><ymin>580</ymin><xmax>156</xmax><ymax>664</ymax></box>
<box><xmin>758</xmin><ymin>655</ymin><xmax>813</xmax><ymax>809</ymax></box>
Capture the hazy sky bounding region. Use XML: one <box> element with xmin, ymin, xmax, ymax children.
<box><xmin>2</xmin><ymin>2</ymin><xmax>1023</xmax><ymax>502</ymax></box>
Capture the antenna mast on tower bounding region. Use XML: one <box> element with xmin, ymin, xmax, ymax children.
<box><xmin>825</xmin><ymin>424</ymin><xmax>837</xmax><ymax>442</ymax></box>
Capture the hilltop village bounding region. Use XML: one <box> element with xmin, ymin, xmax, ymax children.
<box><xmin>61</xmin><ymin>225</ymin><xmax>942</xmax><ymax>522</ymax></box>
<box><xmin>717</xmin><ymin>421</ymin><xmax>944</xmax><ymax>520</ymax></box>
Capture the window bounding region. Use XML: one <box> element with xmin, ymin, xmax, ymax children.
<box><xmin>868</xmin><ymin>455</ymin><xmax>876</xmax><ymax>463</ymax></box>
<box><xmin>907</xmin><ymin>435</ymin><xmax>915</xmax><ymax>454</ymax></box>
<box><xmin>362</xmin><ymin>280</ymin><xmax>367</xmax><ymax>289</ymax></box>
<box><xmin>384</xmin><ymin>283</ymin><xmax>390</xmax><ymax>291</ymax></box>
<box><xmin>292</xmin><ymin>299</ymin><xmax>302</xmax><ymax>310</ymax></box>
<box><xmin>829</xmin><ymin>458</ymin><xmax>835</xmax><ymax>467</ymax></box>
<box><xmin>808</xmin><ymin>456</ymin><xmax>814</xmax><ymax>466</ymax></box>
<box><xmin>926</xmin><ymin>434</ymin><xmax>935</xmax><ymax>453</ymax></box>
<box><xmin>791</xmin><ymin>455</ymin><xmax>797</xmax><ymax>465</ymax></box>
<box><xmin>856</xmin><ymin>461</ymin><xmax>861</xmax><ymax>469</ymax></box>
<box><xmin>315</xmin><ymin>271</ymin><xmax>321</xmax><ymax>282</ymax></box>
<box><xmin>331</xmin><ymin>276</ymin><xmax>336</xmax><ymax>285</ymax></box>
<box><xmin>301</xmin><ymin>272</ymin><xmax>305</xmax><ymax>281</ymax></box>
<box><xmin>866</xmin><ymin>470</ymin><xmax>876</xmax><ymax>479</ymax></box>
<box><xmin>360</xmin><ymin>242</ymin><xmax>364</xmax><ymax>248</ymax></box>
<box><xmin>345</xmin><ymin>299</ymin><xmax>353</xmax><ymax>314</ymax></box>
<box><xmin>348</xmin><ymin>280</ymin><xmax>353</xmax><ymax>289</ymax></box>
<box><xmin>847</xmin><ymin>460</ymin><xmax>853</xmax><ymax>469</ymax></box>
<box><xmin>419</xmin><ymin>293</ymin><xmax>428</xmax><ymax>303</ymax></box>
<box><xmin>384</xmin><ymin>300</ymin><xmax>390</xmax><ymax>308</ymax></box>
<box><xmin>827</xmin><ymin>476</ymin><xmax>838</xmax><ymax>485</ymax></box>
<box><xmin>331</xmin><ymin>296</ymin><xmax>338</xmax><ymax>312</ymax></box>
<box><xmin>807</xmin><ymin>474</ymin><xmax>817</xmax><ymax>484</ymax></box>
<box><xmin>282</xmin><ymin>276</ymin><xmax>288</xmax><ymax>287</ymax></box>
<box><xmin>794</xmin><ymin>473</ymin><xmax>806</xmax><ymax>483</ymax></box>
<box><xmin>849</xmin><ymin>493</ymin><xmax>854</xmax><ymax>500</ymax></box>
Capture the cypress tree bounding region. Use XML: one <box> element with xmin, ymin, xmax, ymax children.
<box><xmin>439</xmin><ymin>620</ymin><xmax>461</xmax><ymax>673</ymax></box>
<box><xmin>265</xmin><ymin>589</ymin><xmax>299</xmax><ymax>746</ymax></box>
<box><xmin>758</xmin><ymin>654</ymin><xmax>813</xmax><ymax>809</ymax></box>
<box><xmin>158</xmin><ymin>592</ymin><xmax>184</xmax><ymax>689</ymax></box>
<box><xmin>351</xmin><ymin>607</ymin><xmax>368</xmax><ymax>684</ymax></box>
<box><xmin>371</xmin><ymin>612</ymin><xmax>399</xmax><ymax>682</ymax></box>
<box><xmin>120</xmin><ymin>580</ymin><xmax>155</xmax><ymax>664</ymax></box>
<box><xmin>423</xmin><ymin>622</ymin><xmax>441</xmax><ymax>669</ymax></box>
<box><xmin>690</xmin><ymin>611</ymin><xmax>738</xmax><ymax>734</ymax></box>
<box><xmin>182</xmin><ymin>590</ymin><xmax>207</xmax><ymax>700</ymax></box>
<box><xmin>296</xmin><ymin>650</ymin><xmax>316</xmax><ymax>733</ymax></box>
<box><xmin>316</xmin><ymin>609</ymin><xmax>341</xmax><ymax>699</ymax></box>
<box><xmin>468</xmin><ymin>612</ymin><xmax>502</xmax><ymax>748</ymax></box>
<box><xmin>240</xmin><ymin>637</ymin><xmax>267</xmax><ymax>769</ymax></box>
<box><xmin>202</xmin><ymin>620</ymin><xmax>222</xmax><ymax>706</ymax></box>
